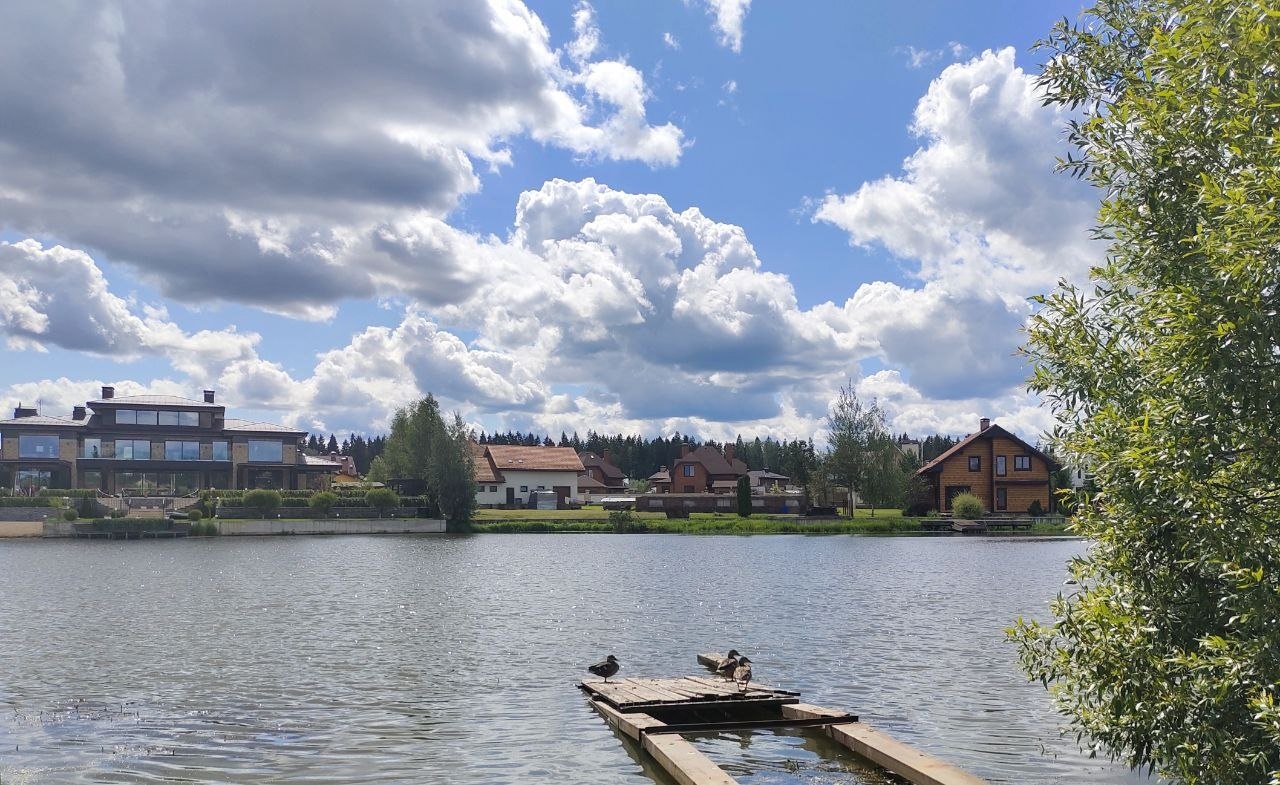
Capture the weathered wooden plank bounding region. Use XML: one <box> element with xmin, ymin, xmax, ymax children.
<box><xmin>827</xmin><ymin>721</ymin><xmax>990</xmax><ymax>785</ymax></box>
<box><xmin>643</xmin><ymin>734</ymin><xmax>741</xmax><ymax>785</ymax></box>
<box><xmin>589</xmin><ymin>698</ymin><xmax>666</xmax><ymax>741</ymax></box>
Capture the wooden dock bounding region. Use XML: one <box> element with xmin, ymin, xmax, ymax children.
<box><xmin>580</xmin><ymin>654</ymin><xmax>991</xmax><ymax>785</ymax></box>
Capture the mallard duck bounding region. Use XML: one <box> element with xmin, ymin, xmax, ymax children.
<box><xmin>715</xmin><ymin>649</ymin><xmax>740</xmax><ymax>680</ymax></box>
<box><xmin>587</xmin><ymin>654</ymin><xmax>620</xmax><ymax>682</ymax></box>
<box><xmin>732</xmin><ymin>657</ymin><xmax>752</xmax><ymax>691</ymax></box>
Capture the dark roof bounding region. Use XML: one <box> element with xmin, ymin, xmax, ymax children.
<box><xmin>917</xmin><ymin>424</ymin><xmax>1060</xmax><ymax>474</ymax></box>
<box><xmin>749</xmin><ymin>470</ymin><xmax>789</xmax><ymax>481</ymax></box>
<box><xmin>0</xmin><ymin>414</ymin><xmax>86</xmax><ymax>428</ymax></box>
<box><xmin>88</xmin><ymin>394</ymin><xmax>222</xmax><ymax>409</ymax></box>
<box><xmin>579</xmin><ymin>451</ymin><xmax>625</xmax><ymax>480</ymax></box>
<box><xmin>673</xmin><ymin>445</ymin><xmax>744</xmax><ymax>477</ymax></box>
<box><xmin>648</xmin><ymin>468</ymin><xmax>671</xmax><ymax>482</ymax></box>
<box><xmin>577</xmin><ymin>474</ymin><xmax>607</xmax><ymax>490</ymax></box>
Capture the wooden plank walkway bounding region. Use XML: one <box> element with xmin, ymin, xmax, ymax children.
<box><xmin>582</xmin><ymin>676</ymin><xmax>799</xmax><ymax>712</ymax></box>
<box><xmin>580</xmin><ymin>655</ymin><xmax>993</xmax><ymax>785</ymax></box>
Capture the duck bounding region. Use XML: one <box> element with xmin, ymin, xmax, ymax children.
<box><xmin>715</xmin><ymin>649</ymin><xmax>741</xmax><ymax>681</ymax></box>
<box><xmin>732</xmin><ymin>656</ymin><xmax>752</xmax><ymax>692</ymax></box>
<box><xmin>587</xmin><ymin>654</ymin><xmax>620</xmax><ymax>682</ymax></box>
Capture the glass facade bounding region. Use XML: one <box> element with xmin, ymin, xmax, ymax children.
<box><xmin>116</xmin><ymin>409</ymin><xmax>201</xmax><ymax>426</ymax></box>
<box><xmin>164</xmin><ymin>440</ymin><xmax>200</xmax><ymax>460</ymax></box>
<box><xmin>18</xmin><ymin>434</ymin><xmax>59</xmax><ymax>458</ymax></box>
<box><xmin>82</xmin><ymin>438</ymin><xmax>102</xmax><ymax>458</ymax></box>
<box><xmin>211</xmin><ymin>441</ymin><xmax>229</xmax><ymax>461</ymax></box>
<box><xmin>16</xmin><ymin>468</ymin><xmax>53</xmax><ymax>492</ymax></box>
<box><xmin>247</xmin><ymin>440</ymin><xmax>283</xmax><ymax>462</ymax></box>
<box><xmin>116</xmin><ymin>440</ymin><xmax>151</xmax><ymax>460</ymax></box>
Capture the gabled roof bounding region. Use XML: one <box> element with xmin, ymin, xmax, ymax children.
<box><xmin>648</xmin><ymin>468</ymin><xmax>671</xmax><ymax>482</ymax></box>
<box><xmin>673</xmin><ymin>444</ymin><xmax>743</xmax><ymax>477</ymax></box>
<box><xmin>222</xmin><ymin>418</ymin><xmax>306</xmax><ymax>435</ymax></box>
<box><xmin>486</xmin><ymin>445</ymin><xmax>584</xmax><ymax>472</ymax></box>
<box><xmin>579</xmin><ymin>451</ymin><xmax>625</xmax><ymax>480</ymax></box>
<box><xmin>470</xmin><ymin>442</ymin><xmax>502</xmax><ymax>483</ymax></box>
<box><xmin>577</xmin><ymin>474</ymin><xmax>607</xmax><ymax>490</ymax></box>
<box><xmin>749</xmin><ymin>469</ymin><xmax>789</xmax><ymax>481</ymax></box>
<box><xmin>302</xmin><ymin>455</ymin><xmax>343</xmax><ymax>468</ymax></box>
<box><xmin>0</xmin><ymin>414</ymin><xmax>86</xmax><ymax>428</ymax></box>
<box><xmin>917</xmin><ymin>424</ymin><xmax>1060</xmax><ymax>474</ymax></box>
<box><xmin>88</xmin><ymin>394</ymin><xmax>222</xmax><ymax>409</ymax></box>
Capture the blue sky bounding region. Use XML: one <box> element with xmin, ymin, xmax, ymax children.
<box><xmin>0</xmin><ymin>1</ymin><xmax>1097</xmax><ymax>444</ymax></box>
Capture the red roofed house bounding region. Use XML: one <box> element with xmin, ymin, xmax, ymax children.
<box><xmin>578</xmin><ymin>450</ymin><xmax>627</xmax><ymax>493</ymax></box>
<box><xmin>472</xmin><ymin>444</ymin><xmax>585</xmax><ymax>508</ymax></box>
<box><xmin>916</xmin><ymin>418</ymin><xmax>1060</xmax><ymax>514</ymax></box>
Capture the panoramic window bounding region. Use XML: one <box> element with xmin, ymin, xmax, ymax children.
<box><xmin>117</xmin><ymin>440</ymin><xmax>151</xmax><ymax>460</ymax></box>
<box><xmin>164</xmin><ymin>441</ymin><xmax>200</xmax><ymax>460</ymax></box>
<box><xmin>1014</xmin><ymin>455</ymin><xmax>1031</xmax><ymax>471</ymax></box>
<box><xmin>247</xmin><ymin>440</ymin><xmax>283</xmax><ymax>462</ymax></box>
<box><xmin>211</xmin><ymin>441</ymin><xmax>229</xmax><ymax>461</ymax></box>
<box><xmin>179</xmin><ymin>411</ymin><xmax>199</xmax><ymax>427</ymax></box>
<box><xmin>995</xmin><ymin>455</ymin><xmax>1007</xmax><ymax>476</ymax></box>
<box><xmin>968</xmin><ymin>456</ymin><xmax>980</xmax><ymax>471</ymax></box>
<box><xmin>135</xmin><ymin>410</ymin><xmax>158</xmax><ymax>426</ymax></box>
<box><xmin>18</xmin><ymin>434</ymin><xmax>58</xmax><ymax>458</ymax></box>
<box><xmin>81</xmin><ymin>438</ymin><xmax>102</xmax><ymax>459</ymax></box>
<box><xmin>158</xmin><ymin>411</ymin><xmax>180</xmax><ymax>426</ymax></box>
<box><xmin>115</xmin><ymin>409</ymin><xmax>136</xmax><ymax>425</ymax></box>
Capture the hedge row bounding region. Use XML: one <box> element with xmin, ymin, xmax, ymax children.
<box><xmin>87</xmin><ymin>518</ymin><xmax>189</xmax><ymax>532</ymax></box>
<box><xmin>37</xmin><ymin>489</ymin><xmax>100</xmax><ymax>498</ymax></box>
<box><xmin>0</xmin><ymin>497</ymin><xmax>53</xmax><ymax>507</ymax></box>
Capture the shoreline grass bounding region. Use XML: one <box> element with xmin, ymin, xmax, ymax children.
<box><xmin>469</xmin><ymin>517</ymin><xmax>1071</xmax><ymax>536</ymax></box>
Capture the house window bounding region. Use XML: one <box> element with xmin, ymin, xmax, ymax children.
<box><xmin>180</xmin><ymin>411</ymin><xmax>200</xmax><ymax>427</ymax></box>
<box><xmin>158</xmin><ymin>411</ymin><xmax>180</xmax><ymax>426</ymax></box>
<box><xmin>995</xmin><ymin>487</ymin><xmax>1008</xmax><ymax>511</ymax></box>
<box><xmin>489</xmin><ymin>485</ymin><xmax>497</xmax><ymax>492</ymax></box>
<box><xmin>135</xmin><ymin>410</ymin><xmax>158</xmax><ymax>426</ymax></box>
<box><xmin>81</xmin><ymin>438</ymin><xmax>102</xmax><ymax>459</ymax></box>
<box><xmin>164</xmin><ymin>441</ymin><xmax>200</xmax><ymax>460</ymax></box>
<box><xmin>116</xmin><ymin>440</ymin><xmax>151</xmax><ymax>460</ymax></box>
<box><xmin>115</xmin><ymin>410</ymin><xmax>136</xmax><ymax>425</ymax></box>
<box><xmin>520</xmin><ymin>485</ymin><xmax>528</xmax><ymax>492</ymax></box>
<box><xmin>211</xmin><ymin>441</ymin><xmax>229</xmax><ymax>461</ymax></box>
<box><xmin>683</xmin><ymin>485</ymin><xmax>695</xmax><ymax>493</ymax></box>
<box><xmin>247</xmin><ymin>440</ymin><xmax>283</xmax><ymax>462</ymax></box>
<box><xmin>1014</xmin><ymin>455</ymin><xmax>1031</xmax><ymax>471</ymax></box>
<box><xmin>18</xmin><ymin>434</ymin><xmax>59</xmax><ymax>458</ymax></box>
<box><xmin>682</xmin><ymin>464</ymin><xmax>696</xmax><ymax>477</ymax></box>
<box><xmin>968</xmin><ymin>456</ymin><xmax>980</xmax><ymax>471</ymax></box>
<box><xmin>995</xmin><ymin>456</ymin><xmax>1006</xmax><ymax>476</ymax></box>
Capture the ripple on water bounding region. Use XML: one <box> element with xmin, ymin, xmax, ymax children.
<box><xmin>0</xmin><ymin>535</ymin><xmax>1150</xmax><ymax>784</ymax></box>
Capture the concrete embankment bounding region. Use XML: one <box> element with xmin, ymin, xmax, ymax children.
<box><xmin>1</xmin><ymin>518</ymin><xmax>446</xmax><ymax>538</ymax></box>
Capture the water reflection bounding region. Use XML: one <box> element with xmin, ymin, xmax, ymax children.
<box><xmin>0</xmin><ymin>535</ymin><xmax>1148</xmax><ymax>784</ymax></box>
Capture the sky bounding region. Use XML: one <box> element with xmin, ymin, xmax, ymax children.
<box><xmin>0</xmin><ymin>0</ymin><xmax>1100</xmax><ymax>446</ymax></box>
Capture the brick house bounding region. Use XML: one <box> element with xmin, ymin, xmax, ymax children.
<box><xmin>916</xmin><ymin>418</ymin><xmax>1060</xmax><ymax>514</ymax></box>
<box><xmin>666</xmin><ymin>443</ymin><xmax>748</xmax><ymax>494</ymax></box>
<box><xmin>578</xmin><ymin>450</ymin><xmax>626</xmax><ymax>492</ymax></box>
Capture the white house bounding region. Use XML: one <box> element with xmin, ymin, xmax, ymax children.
<box><xmin>472</xmin><ymin>444</ymin><xmax>584</xmax><ymax>508</ymax></box>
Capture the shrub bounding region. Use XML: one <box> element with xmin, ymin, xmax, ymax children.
<box><xmin>187</xmin><ymin>509</ymin><xmax>203</xmax><ymax>522</ymax></box>
<box><xmin>0</xmin><ymin>497</ymin><xmax>52</xmax><ymax>508</ymax></box>
<box><xmin>735</xmin><ymin>475</ymin><xmax>752</xmax><ymax>518</ymax></box>
<box><xmin>62</xmin><ymin>508</ymin><xmax>78</xmax><ymax>521</ymax></box>
<box><xmin>309</xmin><ymin>491</ymin><xmax>339</xmax><ymax>517</ymax></box>
<box><xmin>243</xmin><ymin>489</ymin><xmax>282</xmax><ymax>519</ymax></box>
<box><xmin>109</xmin><ymin>508</ymin><xmax>127</xmax><ymax>518</ymax></box>
<box><xmin>365</xmin><ymin>488</ymin><xmax>400</xmax><ymax>518</ymax></box>
<box><xmin>609</xmin><ymin>509</ymin><xmax>647</xmax><ymax>533</ymax></box>
<box><xmin>1027</xmin><ymin>499</ymin><xmax>1045</xmax><ymax>517</ymax></box>
<box><xmin>950</xmin><ymin>492</ymin><xmax>984</xmax><ymax>519</ymax></box>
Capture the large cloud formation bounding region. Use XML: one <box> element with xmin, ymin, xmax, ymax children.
<box><xmin>0</xmin><ymin>0</ymin><xmax>681</xmax><ymax>318</ymax></box>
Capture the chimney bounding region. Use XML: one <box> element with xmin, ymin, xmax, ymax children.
<box><xmin>203</xmin><ymin>389</ymin><xmax>216</xmax><ymax>404</ymax></box>
<box><xmin>980</xmin><ymin>417</ymin><xmax>991</xmax><ymax>431</ymax></box>
<box><xmin>101</xmin><ymin>386</ymin><xmax>115</xmax><ymax>400</ymax></box>
<box><xmin>72</xmin><ymin>406</ymin><xmax>86</xmax><ymax>420</ymax></box>
<box><xmin>603</xmin><ymin>449</ymin><xmax>613</xmax><ymax>466</ymax></box>
<box><xmin>724</xmin><ymin>444</ymin><xmax>736</xmax><ymax>463</ymax></box>
<box><xmin>13</xmin><ymin>404</ymin><xmax>37</xmax><ymax>419</ymax></box>
<box><xmin>681</xmin><ymin>443</ymin><xmax>693</xmax><ymax>457</ymax></box>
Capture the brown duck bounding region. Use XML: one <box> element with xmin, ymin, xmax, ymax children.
<box><xmin>715</xmin><ymin>649</ymin><xmax>740</xmax><ymax>681</ymax></box>
<box><xmin>732</xmin><ymin>656</ymin><xmax>752</xmax><ymax>691</ymax></box>
<box><xmin>587</xmin><ymin>654</ymin><xmax>620</xmax><ymax>682</ymax></box>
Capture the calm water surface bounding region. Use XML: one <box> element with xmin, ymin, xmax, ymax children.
<box><xmin>0</xmin><ymin>534</ymin><xmax>1149</xmax><ymax>784</ymax></box>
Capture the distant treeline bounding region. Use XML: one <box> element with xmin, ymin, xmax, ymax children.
<box><xmin>305</xmin><ymin>428</ymin><xmax>958</xmax><ymax>482</ymax></box>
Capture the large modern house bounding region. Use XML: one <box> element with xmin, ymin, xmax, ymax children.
<box><xmin>916</xmin><ymin>418</ymin><xmax>1059</xmax><ymax>514</ymax></box>
<box><xmin>0</xmin><ymin>387</ymin><xmax>339</xmax><ymax>495</ymax></box>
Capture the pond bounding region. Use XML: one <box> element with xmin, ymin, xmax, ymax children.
<box><xmin>0</xmin><ymin>534</ymin><xmax>1148</xmax><ymax>784</ymax></box>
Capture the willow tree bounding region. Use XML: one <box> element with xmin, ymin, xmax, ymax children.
<box><xmin>1010</xmin><ymin>2</ymin><xmax>1280</xmax><ymax>783</ymax></box>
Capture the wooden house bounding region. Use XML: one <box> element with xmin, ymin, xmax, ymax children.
<box><xmin>916</xmin><ymin>418</ymin><xmax>1059</xmax><ymax>514</ymax></box>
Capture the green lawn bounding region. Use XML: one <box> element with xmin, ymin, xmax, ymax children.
<box><xmin>471</xmin><ymin>505</ymin><xmax>907</xmax><ymax>522</ymax></box>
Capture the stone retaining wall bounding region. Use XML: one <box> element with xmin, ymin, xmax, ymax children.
<box><xmin>0</xmin><ymin>506</ymin><xmax>59</xmax><ymax>521</ymax></box>
<box><xmin>215</xmin><ymin>519</ymin><xmax>446</xmax><ymax>536</ymax></box>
